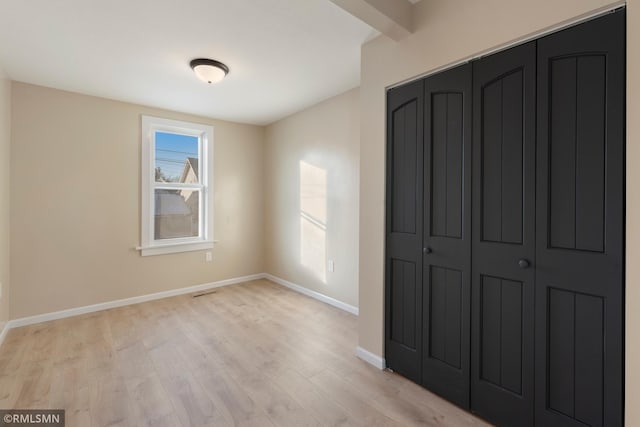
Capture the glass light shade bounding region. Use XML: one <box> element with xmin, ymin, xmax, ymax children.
<box><xmin>193</xmin><ymin>64</ymin><xmax>226</xmax><ymax>84</ymax></box>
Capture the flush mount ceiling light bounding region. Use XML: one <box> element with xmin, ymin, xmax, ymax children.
<box><xmin>190</xmin><ymin>58</ymin><xmax>229</xmax><ymax>84</ymax></box>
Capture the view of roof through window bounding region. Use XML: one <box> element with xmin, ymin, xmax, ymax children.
<box><xmin>154</xmin><ymin>131</ymin><xmax>199</xmax><ymax>183</ymax></box>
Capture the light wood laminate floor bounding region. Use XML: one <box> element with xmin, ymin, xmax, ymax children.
<box><xmin>0</xmin><ymin>279</ymin><xmax>491</xmax><ymax>426</ymax></box>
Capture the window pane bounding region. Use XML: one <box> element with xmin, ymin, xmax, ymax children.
<box><xmin>155</xmin><ymin>132</ymin><xmax>199</xmax><ymax>183</ymax></box>
<box><xmin>154</xmin><ymin>189</ymin><xmax>200</xmax><ymax>240</ymax></box>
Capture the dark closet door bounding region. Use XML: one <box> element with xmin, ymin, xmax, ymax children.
<box><xmin>385</xmin><ymin>79</ymin><xmax>425</xmax><ymax>383</ymax></box>
<box><xmin>421</xmin><ymin>64</ymin><xmax>472</xmax><ymax>408</ymax></box>
<box><xmin>470</xmin><ymin>41</ymin><xmax>536</xmax><ymax>426</ymax></box>
<box><xmin>536</xmin><ymin>11</ymin><xmax>625</xmax><ymax>427</ymax></box>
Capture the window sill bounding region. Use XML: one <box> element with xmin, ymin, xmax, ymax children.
<box><xmin>137</xmin><ymin>240</ymin><xmax>216</xmax><ymax>256</ymax></box>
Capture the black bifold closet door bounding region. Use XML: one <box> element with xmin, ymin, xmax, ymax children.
<box><xmin>535</xmin><ymin>12</ymin><xmax>625</xmax><ymax>427</ymax></box>
<box><xmin>421</xmin><ymin>64</ymin><xmax>472</xmax><ymax>408</ymax></box>
<box><xmin>385</xmin><ymin>79</ymin><xmax>424</xmax><ymax>383</ymax></box>
<box><xmin>385</xmin><ymin>9</ymin><xmax>625</xmax><ymax>427</ymax></box>
<box><xmin>385</xmin><ymin>65</ymin><xmax>472</xmax><ymax>407</ymax></box>
<box><xmin>470</xmin><ymin>41</ymin><xmax>536</xmax><ymax>427</ymax></box>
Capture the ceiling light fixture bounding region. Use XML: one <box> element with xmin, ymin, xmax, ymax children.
<box><xmin>190</xmin><ymin>58</ymin><xmax>229</xmax><ymax>84</ymax></box>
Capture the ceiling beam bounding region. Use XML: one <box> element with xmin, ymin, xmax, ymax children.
<box><xmin>330</xmin><ymin>0</ymin><xmax>414</xmax><ymax>41</ymax></box>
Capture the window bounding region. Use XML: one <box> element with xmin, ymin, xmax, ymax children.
<box><xmin>140</xmin><ymin>116</ymin><xmax>213</xmax><ymax>256</ymax></box>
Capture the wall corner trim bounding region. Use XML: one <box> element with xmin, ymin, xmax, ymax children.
<box><xmin>264</xmin><ymin>273</ymin><xmax>359</xmax><ymax>315</ymax></box>
<box><xmin>0</xmin><ymin>321</ymin><xmax>9</xmax><ymax>348</ymax></box>
<box><xmin>356</xmin><ymin>346</ymin><xmax>386</xmax><ymax>369</ymax></box>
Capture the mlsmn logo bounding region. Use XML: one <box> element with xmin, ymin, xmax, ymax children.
<box><xmin>0</xmin><ymin>410</ymin><xmax>65</xmax><ymax>426</ymax></box>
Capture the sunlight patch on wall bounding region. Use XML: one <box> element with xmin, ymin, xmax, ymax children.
<box><xmin>300</xmin><ymin>160</ymin><xmax>327</xmax><ymax>283</ymax></box>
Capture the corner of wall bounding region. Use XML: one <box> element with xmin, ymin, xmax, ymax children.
<box><xmin>260</xmin><ymin>124</ymin><xmax>269</xmax><ymax>275</ymax></box>
<box><xmin>0</xmin><ymin>65</ymin><xmax>11</xmax><ymax>333</ymax></box>
<box><xmin>262</xmin><ymin>89</ymin><xmax>360</xmax><ymax>309</ymax></box>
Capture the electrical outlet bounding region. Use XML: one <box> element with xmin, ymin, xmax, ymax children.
<box><xmin>328</xmin><ymin>260</ymin><xmax>335</xmax><ymax>273</ymax></box>
<box><xmin>205</xmin><ymin>252</ymin><xmax>213</xmax><ymax>262</ymax></box>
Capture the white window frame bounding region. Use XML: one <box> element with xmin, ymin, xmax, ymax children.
<box><xmin>140</xmin><ymin>115</ymin><xmax>214</xmax><ymax>256</ymax></box>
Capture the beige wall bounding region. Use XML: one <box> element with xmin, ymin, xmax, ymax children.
<box><xmin>357</xmin><ymin>0</ymin><xmax>638</xmax><ymax>422</ymax></box>
<box><xmin>626</xmin><ymin>0</ymin><xmax>640</xmax><ymax>424</ymax></box>
<box><xmin>0</xmin><ymin>67</ymin><xmax>10</xmax><ymax>330</ymax></box>
<box><xmin>10</xmin><ymin>82</ymin><xmax>265</xmax><ymax>318</ymax></box>
<box><xmin>265</xmin><ymin>89</ymin><xmax>359</xmax><ymax>307</ymax></box>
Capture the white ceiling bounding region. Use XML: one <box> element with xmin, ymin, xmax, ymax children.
<box><xmin>0</xmin><ymin>0</ymin><xmax>381</xmax><ymax>125</ymax></box>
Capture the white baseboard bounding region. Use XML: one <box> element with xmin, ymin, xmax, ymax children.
<box><xmin>356</xmin><ymin>346</ymin><xmax>386</xmax><ymax>370</ymax></box>
<box><xmin>264</xmin><ymin>273</ymin><xmax>358</xmax><ymax>315</ymax></box>
<box><xmin>8</xmin><ymin>273</ymin><xmax>265</xmax><ymax>329</ymax></box>
<box><xmin>0</xmin><ymin>321</ymin><xmax>9</xmax><ymax>348</ymax></box>
<box><xmin>1</xmin><ymin>272</ymin><xmax>359</xmax><ymax>350</ymax></box>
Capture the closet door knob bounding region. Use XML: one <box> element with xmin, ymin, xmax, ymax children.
<box><xmin>423</xmin><ymin>247</ymin><xmax>432</xmax><ymax>254</ymax></box>
<box><xmin>518</xmin><ymin>259</ymin><xmax>530</xmax><ymax>269</ymax></box>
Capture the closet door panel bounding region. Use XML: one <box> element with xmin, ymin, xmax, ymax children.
<box><xmin>479</xmin><ymin>276</ymin><xmax>523</xmax><ymax>394</ymax></box>
<box><xmin>429</xmin><ymin>266</ymin><xmax>462</xmax><ymax>369</ymax></box>
<box><xmin>536</xmin><ymin>10</ymin><xmax>624</xmax><ymax>427</ymax></box>
<box><xmin>549</xmin><ymin>55</ymin><xmax>607</xmax><ymax>252</ymax></box>
<box><xmin>471</xmin><ymin>41</ymin><xmax>536</xmax><ymax>427</ymax></box>
<box><xmin>431</xmin><ymin>92</ymin><xmax>463</xmax><ymax>239</ymax></box>
<box><xmin>422</xmin><ymin>64</ymin><xmax>472</xmax><ymax>408</ymax></box>
<box><xmin>481</xmin><ymin>72</ymin><xmax>524</xmax><ymax>245</ymax></box>
<box><xmin>385</xmin><ymin>80</ymin><xmax>425</xmax><ymax>382</ymax></box>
